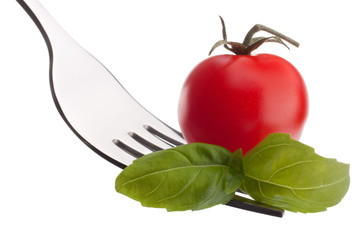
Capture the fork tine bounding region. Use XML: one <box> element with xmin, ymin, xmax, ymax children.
<box><xmin>112</xmin><ymin>122</ymin><xmax>186</xmax><ymax>164</ymax></box>
<box><xmin>112</xmin><ymin>125</ymin><xmax>177</xmax><ymax>160</ymax></box>
<box><xmin>128</xmin><ymin>131</ymin><xmax>164</xmax><ymax>152</ymax></box>
<box><xmin>143</xmin><ymin>124</ymin><xmax>185</xmax><ymax>146</ymax></box>
<box><xmin>112</xmin><ymin>138</ymin><xmax>145</xmax><ymax>160</ymax></box>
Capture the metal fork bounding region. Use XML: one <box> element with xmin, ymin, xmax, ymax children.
<box><xmin>17</xmin><ymin>0</ymin><xmax>284</xmax><ymax>217</ymax></box>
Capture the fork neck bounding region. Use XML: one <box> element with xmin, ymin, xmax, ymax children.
<box><xmin>17</xmin><ymin>0</ymin><xmax>74</xmax><ymax>55</ymax></box>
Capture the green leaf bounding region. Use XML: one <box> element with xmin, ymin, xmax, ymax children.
<box><xmin>115</xmin><ymin>143</ymin><xmax>243</xmax><ymax>211</ymax></box>
<box><xmin>240</xmin><ymin>133</ymin><xmax>350</xmax><ymax>213</ymax></box>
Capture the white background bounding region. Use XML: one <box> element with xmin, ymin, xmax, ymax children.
<box><xmin>1</xmin><ymin>0</ymin><xmax>359</xmax><ymax>239</ymax></box>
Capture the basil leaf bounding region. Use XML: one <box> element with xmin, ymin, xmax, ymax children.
<box><xmin>239</xmin><ymin>133</ymin><xmax>350</xmax><ymax>213</ymax></box>
<box><xmin>115</xmin><ymin>143</ymin><xmax>243</xmax><ymax>211</ymax></box>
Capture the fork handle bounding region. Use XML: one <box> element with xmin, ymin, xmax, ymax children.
<box><xmin>227</xmin><ymin>195</ymin><xmax>284</xmax><ymax>217</ymax></box>
<box><xmin>17</xmin><ymin>0</ymin><xmax>74</xmax><ymax>54</ymax></box>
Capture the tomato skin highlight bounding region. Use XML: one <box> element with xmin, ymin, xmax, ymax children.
<box><xmin>178</xmin><ymin>53</ymin><xmax>308</xmax><ymax>154</ymax></box>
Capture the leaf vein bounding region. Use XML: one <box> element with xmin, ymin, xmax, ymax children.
<box><xmin>267</xmin><ymin>160</ymin><xmax>319</xmax><ymax>181</ymax></box>
<box><xmin>145</xmin><ymin>172</ymin><xmax>168</xmax><ymax>197</ymax></box>
<box><xmin>247</xmin><ymin>143</ymin><xmax>292</xmax><ymax>162</ymax></box>
<box><xmin>246</xmin><ymin>173</ymin><xmax>348</xmax><ymax>190</ymax></box>
<box><xmin>175</xmin><ymin>168</ymin><xmax>226</xmax><ymax>210</ymax></box>
<box><xmin>157</xmin><ymin>169</ymin><xmax>203</xmax><ymax>203</ymax></box>
<box><xmin>258</xmin><ymin>181</ymin><xmax>268</xmax><ymax>199</ymax></box>
<box><xmin>254</xmin><ymin>180</ymin><xmax>312</xmax><ymax>211</ymax></box>
<box><xmin>121</xmin><ymin>165</ymin><xmax>228</xmax><ymax>187</ymax></box>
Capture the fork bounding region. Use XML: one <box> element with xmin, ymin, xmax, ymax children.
<box><xmin>17</xmin><ymin>0</ymin><xmax>284</xmax><ymax>217</ymax></box>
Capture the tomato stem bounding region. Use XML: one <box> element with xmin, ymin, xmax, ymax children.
<box><xmin>219</xmin><ymin>16</ymin><xmax>232</xmax><ymax>52</ymax></box>
<box><xmin>209</xmin><ymin>17</ymin><xmax>300</xmax><ymax>56</ymax></box>
<box><xmin>243</xmin><ymin>24</ymin><xmax>300</xmax><ymax>48</ymax></box>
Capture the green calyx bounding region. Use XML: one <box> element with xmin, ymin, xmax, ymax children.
<box><xmin>209</xmin><ymin>16</ymin><xmax>300</xmax><ymax>56</ymax></box>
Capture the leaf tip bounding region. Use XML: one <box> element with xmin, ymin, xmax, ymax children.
<box><xmin>229</xmin><ymin>148</ymin><xmax>244</xmax><ymax>173</ymax></box>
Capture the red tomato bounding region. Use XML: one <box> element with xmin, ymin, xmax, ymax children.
<box><xmin>178</xmin><ymin>53</ymin><xmax>308</xmax><ymax>154</ymax></box>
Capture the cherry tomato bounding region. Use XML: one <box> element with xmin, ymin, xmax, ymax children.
<box><xmin>178</xmin><ymin>53</ymin><xmax>308</xmax><ymax>154</ymax></box>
